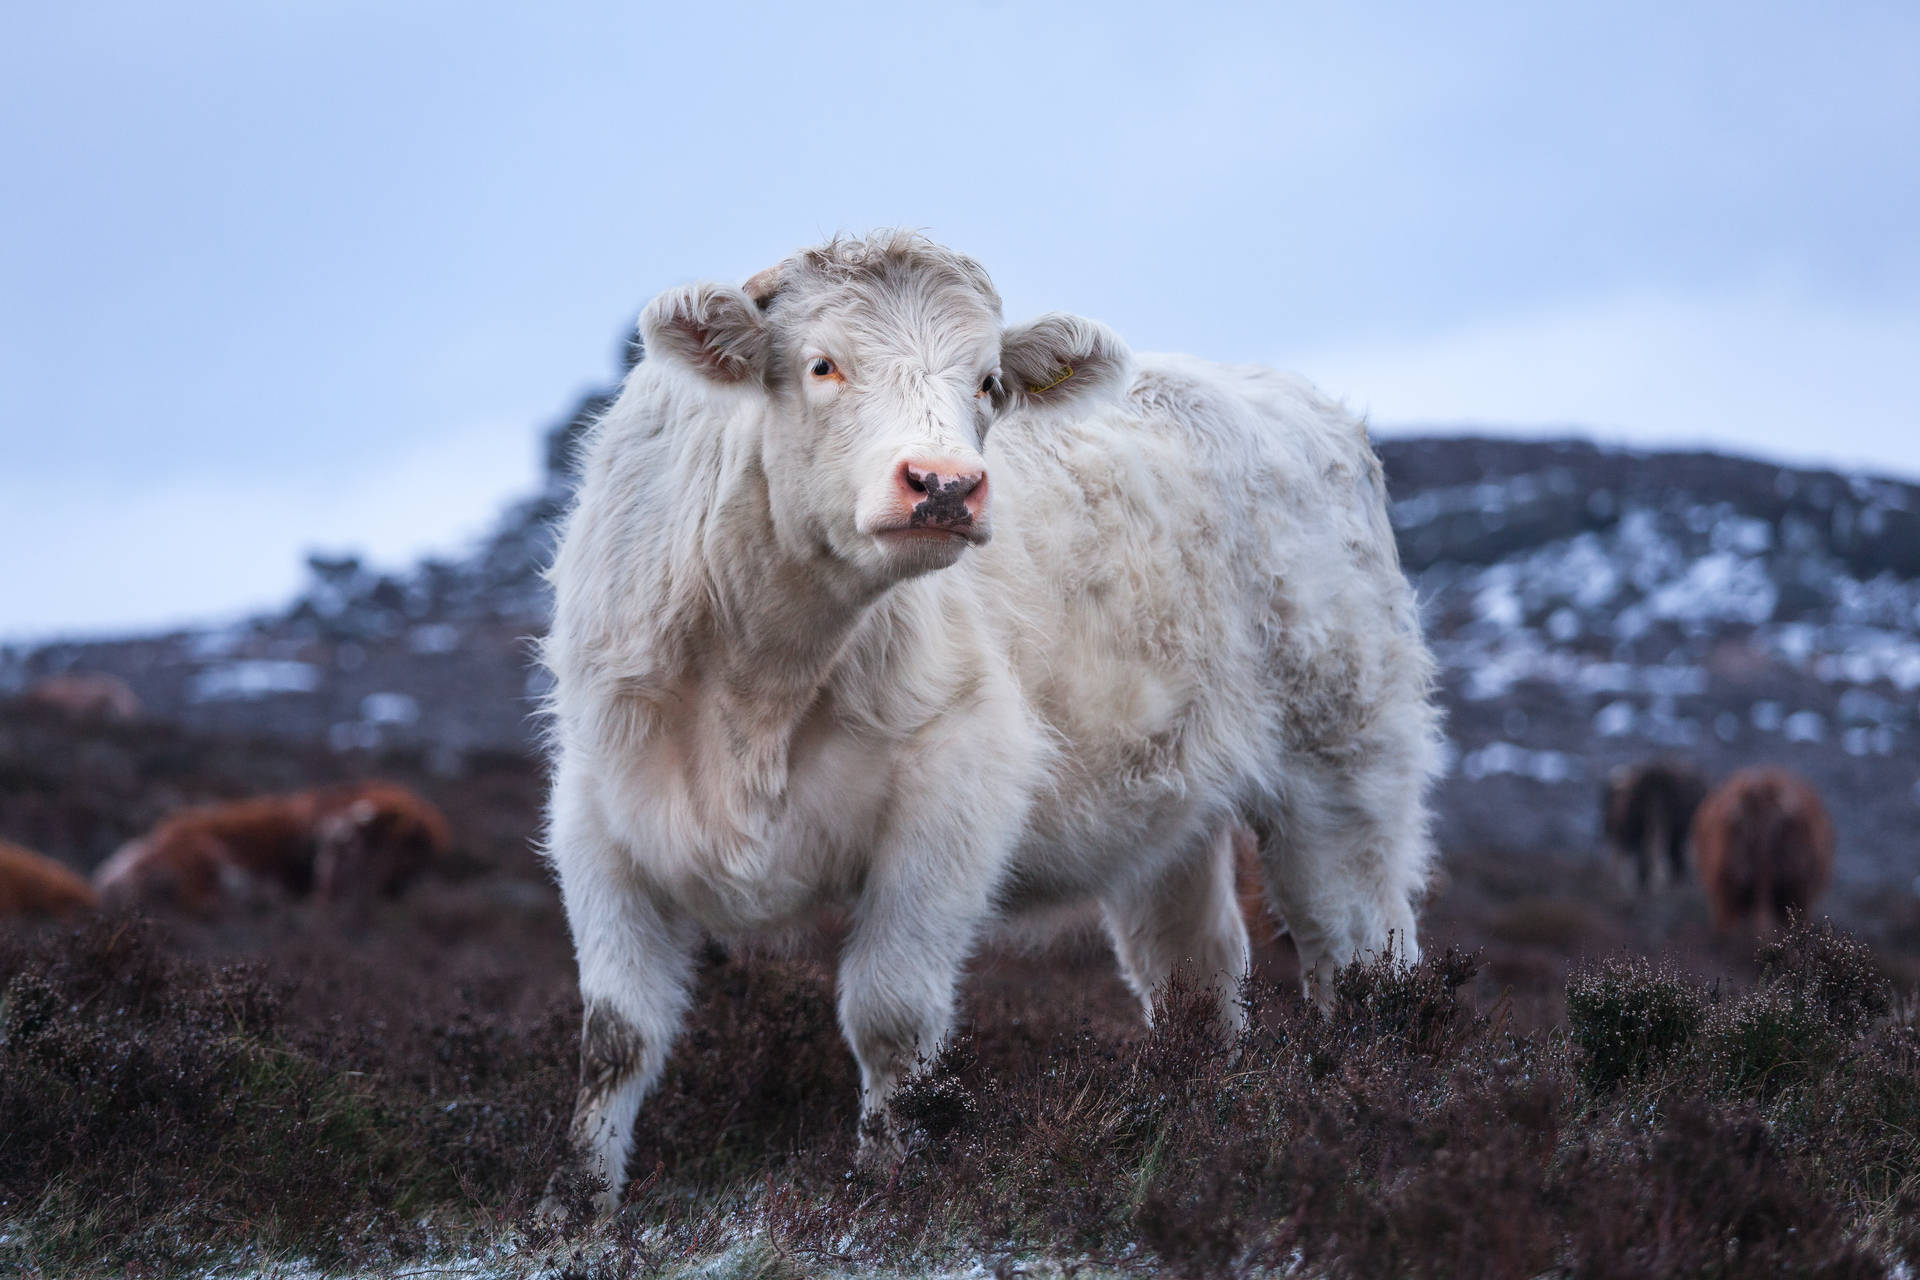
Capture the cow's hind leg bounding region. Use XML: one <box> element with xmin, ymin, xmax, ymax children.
<box><xmin>541</xmin><ymin>797</ymin><xmax>698</xmax><ymax>1220</ymax></box>
<box><xmin>1249</xmin><ymin>751</ymin><xmax>1433</xmax><ymax>1005</ymax></box>
<box><xmin>1101</xmin><ymin>824</ymin><xmax>1251</xmax><ymax>1040</ymax></box>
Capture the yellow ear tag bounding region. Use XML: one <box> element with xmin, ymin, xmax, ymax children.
<box><xmin>1026</xmin><ymin>365</ymin><xmax>1074</xmax><ymax>394</ymax></box>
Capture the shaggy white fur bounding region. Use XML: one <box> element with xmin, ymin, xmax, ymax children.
<box><xmin>539</xmin><ymin>232</ymin><xmax>1442</xmax><ymax>1215</ymax></box>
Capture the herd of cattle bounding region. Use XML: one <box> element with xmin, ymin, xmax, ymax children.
<box><xmin>2</xmin><ymin>671</ymin><xmax>452</xmax><ymax>922</ymax></box>
<box><xmin>0</xmin><ymin>772</ymin><xmax>450</xmax><ymax>922</ymax></box>
<box><xmin>0</xmin><ymin>736</ymin><xmax>1833</xmax><ymax>939</ymax></box>
<box><xmin>1602</xmin><ymin>759</ymin><xmax>1835</xmax><ymax>933</ymax></box>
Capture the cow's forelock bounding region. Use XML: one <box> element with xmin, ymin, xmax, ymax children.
<box><xmin>762</xmin><ymin>231</ymin><xmax>1002</xmax><ymax>313</ymax></box>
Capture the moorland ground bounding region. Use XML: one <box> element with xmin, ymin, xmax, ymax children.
<box><xmin>2</xmin><ymin>698</ymin><xmax>1917</xmax><ymax>1278</ymax></box>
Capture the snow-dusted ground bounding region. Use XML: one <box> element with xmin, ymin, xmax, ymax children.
<box><xmin>99</xmin><ymin>1225</ymin><xmax>1122</xmax><ymax>1280</ymax></box>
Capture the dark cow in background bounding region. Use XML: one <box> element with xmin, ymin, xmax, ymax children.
<box><xmin>1602</xmin><ymin>760</ymin><xmax>1708</xmax><ymax>891</ymax></box>
<box><xmin>92</xmin><ymin>782</ymin><xmax>451</xmax><ymax>915</ymax></box>
<box><xmin>1690</xmin><ymin>766</ymin><xmax>1834</xmax><ymax>933</ymax></box>
<box><xmin>0</xmin><ymin>838</ymin><xmax>98</xmax><ymax>920</ymax></box>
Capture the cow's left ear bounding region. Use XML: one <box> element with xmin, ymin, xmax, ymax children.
<box><xmin>1001</xmin><ymin>312</ymin><xmax>1131</xmax><ymax>411</ymax></box>
<box><xmin>640</xmin><ymin>282</ymin><xmax>770</xmax><ymax>384</ymax></box>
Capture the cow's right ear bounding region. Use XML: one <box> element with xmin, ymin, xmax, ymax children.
<box><xmin>640</xmin><ymin>283</ymin><xmax>770</xmax><ymax>384</ymax></box>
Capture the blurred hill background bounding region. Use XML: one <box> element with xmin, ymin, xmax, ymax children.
<box><xmin>6</xmin><ymin>360</ymin><xmax>1918</xmax><ymax>920</ymax></box>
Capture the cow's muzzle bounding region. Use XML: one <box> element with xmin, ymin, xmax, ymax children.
<box><xmin>895</xmin><ymin>458</ymin><xmax>988</xmax><ymax>536</ymax></box>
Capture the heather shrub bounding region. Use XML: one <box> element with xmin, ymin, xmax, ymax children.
<box><xmin>1567</xmin><ymin>956</ymin><xmax>1708</xmax><ymax>1092</ymax></box>
<box><xmin>1688</xmin><ymin>920</ymin><xmax>1892</xmax><ymax>1102</ymax></box>
<box><xmin>3</xmin><ymin>906</ymin><xmax>1916</xmax><ymax>1278</ymax></box>
<box><xmin>1698</xmin><ymin>979</ymin><xmax>1840</xmax><ymax>1097</ymax></box>
<box><xmin>1560</xmin><ymin>1101</ymin><xmax>1885</xmax><ymax>1279</ymax></box>
<box><xmin>887</xmin><ymin>1038</ymin><xmax>980</xmax><ymax>1152</ymax></box>
<box><xmin>0</xmin><ymin>915</ymin><xmax>576</xmax><ymax>1274</ymax></box>
<box><xmin>0</xmin><ymin>920</ymin><xmax>390</xmax><ymax>1268</ymax></box>
<box><xmin>1756</xmin><ymin>918</ymin><xmax>1892</xmax><ymax>1035</ymax></box>
<box><xmin>854</xmin><ymin>953</ymin><xmax>1506</xmax><ymax>1277</ymax></box>
<box><xmin>627</xmin><ymin>943</ymin><xmax>860</xmax><ymax>1188</ymax></box>
<box><xmin>1326</xmin><ymin>941</ymin><xmax>1479</xmax><ymax>1056</ymax></box>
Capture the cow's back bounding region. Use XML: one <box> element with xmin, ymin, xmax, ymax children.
<box><xmin>976</xmin><ymin>355</ymin><xmax>1435</xmax><ymax>903</ymax></box>
<box><xmin>1691</xmin><ymin>767</ymin><xmax>1834</xmax><ymax>928</ymax></box>
<box><xmin>0</xmin><ymin>838</ymin><xmax>98</xmax><ymax>919</ymax></box>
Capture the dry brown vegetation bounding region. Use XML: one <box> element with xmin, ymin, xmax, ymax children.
<box><xmin>2</xmin><ymin>699</ymin><xmax>1918</xmax><ymax>1278</ymax></box>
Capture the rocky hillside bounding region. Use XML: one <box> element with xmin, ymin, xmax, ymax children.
<box><xmin>6</xmin><ymin>391</ymin><xmax>1918</xmax><ymax>898</ymax></box>
<box><xmin>1376</xmin><ymin>438</ymin><xmax>1920</xmax><ymax>893</ymax></box>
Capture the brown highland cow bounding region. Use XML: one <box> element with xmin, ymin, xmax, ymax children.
<box><xmin>0</xmin><ymin>838</ymin><xmax>99</xmax><ymax>919</ymax></box>
<box><xmin>1232</xmin><ymin>827</ymin><xmax>1286</xmax><ymax>944</ymax></box>
<box><xmin>92</xmin><ymin>782</ymin><xmax>451</xmax><ymax>914</ymax></box>
<box><xmin>1690</xmin><ymin>766</ymin><xmax>1834</xmax><ymax>932</ymax></box>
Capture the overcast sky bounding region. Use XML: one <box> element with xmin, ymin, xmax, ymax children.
<box><xmin>3</xmin><ymin>1</ymin><xmax>1916</xmax><ymax>640</ymax></box>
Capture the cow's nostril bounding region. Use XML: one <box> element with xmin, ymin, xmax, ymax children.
<box><xmin>898</xmin><ymin>459</ymin><xmax>987</xmax><ymax>526</ymax></box>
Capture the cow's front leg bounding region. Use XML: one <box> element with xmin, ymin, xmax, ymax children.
<box><xmin>541</xmin><ymin>797</ymin><xmax>699</xmax><ymax>1220</ymax></box>
<box><xmin>837</xmin><ymin>903</ymin><xmax>980</xmax><ymax>1163</ymax></box>
<box><xmin>836</xmin><ymin>816</ymin><xmax>1010</xmax><ymax>1162</ymax></box>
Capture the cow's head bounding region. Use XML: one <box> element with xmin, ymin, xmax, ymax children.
<box><xmin>315</xmin><ymin>790</ymin><xmax>450</xmax><ymax>901</ymax></box>
<box><xmin>638</xmin><ymin>232</ymin><xmax>1129</xmax><ymax>586</ymax></box>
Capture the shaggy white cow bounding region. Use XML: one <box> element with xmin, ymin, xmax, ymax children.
<box><xmin>541</xmin><ymin>232</ymin><xmax>1441</xmax><ymax>1214</ymax></box>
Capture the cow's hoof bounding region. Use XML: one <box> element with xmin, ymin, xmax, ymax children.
<box><xmin>536</xmin><ymin>1169</ymin><xmax>616</xmax><ymax>1229</ymax></box>
<box><xmin>854</xmin><ymin>1114</ymin><xmax>909</xmax><ymax>1177</ymax></box>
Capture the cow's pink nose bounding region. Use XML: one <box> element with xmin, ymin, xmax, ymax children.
<box><xmin>898</xmin><ymin>459</ymin><xmax>988</xmax><ymax>527</ymax></box>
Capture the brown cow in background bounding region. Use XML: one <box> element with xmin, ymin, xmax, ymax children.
<box><xmin>0</xmin><ymin>838</ymin><xmax>99</xmax><ymax>919</ymax></box>
<box><xmin>1602</xmin><ymin>760</ymin><xmax>1708</xmax><ymax>891</ymax></box>
<box><xmin>23</xmin><ymin>672</ymin><xmax>141</xmax><ymax>722</ymax></box>
<box><xmin>1232</xmin><ymin>827</ymin><xmax>1286</xmax><ymax>945</ymax></box>
<box><xmin>312</xmin><ymin>782</ymin><xmax>454</xmax><ymax>901</ymax></box>
<box><xmin>1690</xmin><ymin>766</ymin><xmax>1834</xmax><ymax>933</ymax></box>
<box><xmin>92</xmin><ymin>781</ymin><xmax>451</xmax><ymax>915</ymax></box>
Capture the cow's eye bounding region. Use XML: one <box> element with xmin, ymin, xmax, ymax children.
<box><xmin>809</xmin><ymin>357</ymin><xmax>837</xmax><ymax>379</ymax></box>
<box><xmin>979</xmin><ymin>372</ymin><xmax>1002</xmax><ymax>398</ymax></box>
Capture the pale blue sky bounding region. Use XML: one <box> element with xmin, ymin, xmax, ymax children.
<box><xmin>4</xmin><ymin>1</ymin><xmax>1917</xmax><ymax>638</ymax></box>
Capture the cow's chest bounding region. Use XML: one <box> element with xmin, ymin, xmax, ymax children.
<box><xmin>593</xmin><ymin>697</ymin><xmax>897</xmax><ymax>933</ymax></box>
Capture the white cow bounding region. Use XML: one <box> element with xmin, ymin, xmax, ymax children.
<box><xmin>540</xmin><ymin>231</ymin><xmax>1441</xmax><ymax>1214</ymax></box>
